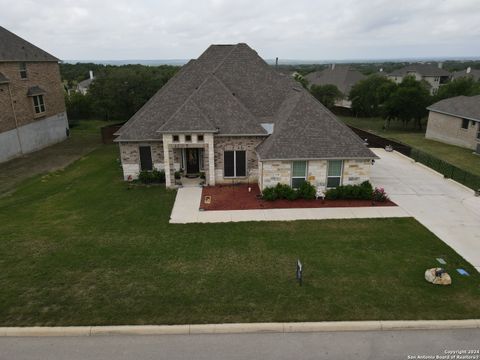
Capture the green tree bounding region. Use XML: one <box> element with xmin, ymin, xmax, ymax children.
<box><xmin>310</xmin><ymin>84</ymin><xmax>343</xmax><ymax>109</ymax></box>
<box><xmin>65</xmin><ymin>92</ymin><xmax>93</xmax><ymax>123</ymax></box>
<box><xmin>382</xmin><ymin>76</ymin><xmax>432</xmax><ymax>130</ymax></box>
<box><xmin>293</xmin><ymin>73</ymin><xmax>309</xmax><ymax>89</ymax></box>
<box><xmin>349</xmin><ymin>75</ymin><xmax>396</xmax><ymax>117</ymax></box>
<box><xmin>435</xmin><ymin>77</ymin><xmax>480</xmax><ymax>102</ymax></box>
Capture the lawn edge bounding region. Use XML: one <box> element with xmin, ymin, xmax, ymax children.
<box><xmin>2</xmin><ymin>320</ymin><xmax>479</xmax><ymax>337</ymax></box>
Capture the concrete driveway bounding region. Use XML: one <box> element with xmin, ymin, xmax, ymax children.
<box><xmin>371</xmin><ymin>148</ymin><xmax>480</xmax><ymax>272</ymax></box>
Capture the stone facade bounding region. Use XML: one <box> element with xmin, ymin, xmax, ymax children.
<box><xmin>119</xmin><ymin>141</ymin><xmax>164</xmax><ymax>180</ymax></box>
<box><xmin>213</xmin><ymin>136</ymin><xmax>264</xmax><ymax>183</ymax></box>
<box><xmin>426</xmin><ymin>111</ymin><xmax>480</xmax><ymax>150</ymax></box>
<box><xmin>258</xmin><ymin>159</ymin><xmax>371</xmax><ymax>190</ymax></box>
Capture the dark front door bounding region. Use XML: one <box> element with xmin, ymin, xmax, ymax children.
<box><xmin>186</xmin><ymin>148</ymin><xmax>199</xmax><ymax>174</ymax></box>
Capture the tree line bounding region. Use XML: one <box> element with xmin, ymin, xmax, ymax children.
<box><xmin>62</xmin><ymin>63</ymin><xmax>179</xmax><ymax>123</ymax></box>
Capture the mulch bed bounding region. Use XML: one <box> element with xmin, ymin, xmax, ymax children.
<box><xmin>200</xmin><ymin>184</ymin><xmax>396</xmax><ymax>211</ymax></box>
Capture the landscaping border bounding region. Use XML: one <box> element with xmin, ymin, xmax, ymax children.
<box><xmin>2</xmin><ymin>320</ymin><xmax>480</xmax><ymax>337</ymax></box>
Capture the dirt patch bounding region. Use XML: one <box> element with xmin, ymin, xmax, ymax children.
<box><xmin>200</xmin><ymin>184</ymin><xmax>396</xmax><ymax>211</ymax></box>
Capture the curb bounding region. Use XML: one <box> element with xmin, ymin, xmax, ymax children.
<box><xmin>1</xmin><ymin>320</ymin><xmax>480</xmax><ymax>337</ymax></box>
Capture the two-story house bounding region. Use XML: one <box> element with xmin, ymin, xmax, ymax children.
<box><xmin>387</xmin><ymin>63</ymin><xmax>450</xmax><ymax>95</ymax></box>
<box><xmin>0</xmin><ymin>26</ymin><xmax>68</xmax><ymax>163</ymax></box>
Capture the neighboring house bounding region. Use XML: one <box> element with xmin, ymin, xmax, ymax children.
<box><xmin>387</xmin><ymin>63</ymin><xmax>450</xmax><ymax>95</ymax></box>
<box><xmin>77</xmin><ymin>70</ymin><xmax>95</xmax><ymax>95</ymax></box>
<box><xmin>304</xmin><ymin>64</ymin><xmax>366</xmax><ymax>108</ymax></box>
<box><xmin>451</xmin><ymin>67</ymin><xmax>480</xmax><ymax>82</ymax></box>
<box><xmin>0</xmin><ymin>26</ymin><xmax>68</xmax><ymax>163</ymax></box>
<box><xmin>115</xmin><ymin>43</ymin><xmax>376</xmax><ymax>190</ymax></box>
<box><xmin>426</xmin><ymin>95</ymin><xmax>480</xmax><ymax>153</ymax></box>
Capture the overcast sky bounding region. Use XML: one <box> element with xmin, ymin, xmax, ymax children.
<box><xmin>1</xmin><ymin>0</ymin><xmax>479</xmax><ymax>61</ymax></box>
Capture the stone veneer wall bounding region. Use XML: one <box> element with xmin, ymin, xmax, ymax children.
<box><xmin>119</xmin><ymin>142</ymin><xmax>164</xmax><ymax>180</ymax></box>
<box><xmin>259</xmin><ymin>159</ymin><xmax>371</xmax><ymax>190</ymax></box>
<box><xmin>426</xmin><ymin>111</ymin><xmax>479</xmax><ymax>150</ymax></box>
<box><xmin>213</xmin><ymin>136</ymin><xmax>265</xmax><ymax>183</ymax></box>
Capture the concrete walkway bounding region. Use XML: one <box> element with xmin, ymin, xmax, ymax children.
<box><xmin>371</xmin><ymin>148</ymin><xmax>480</xmax><ymax>272</ymax></box>
<box><xmin>170</xmin><ymin>187</ymin><xmax>409</xmax><ymax>224</ymax></box>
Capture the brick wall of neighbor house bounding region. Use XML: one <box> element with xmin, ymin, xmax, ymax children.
<box><xmin>259</xmin><ymin>159</ymin><xmax>371</xmax><ymax>190</ymax></box>
<box><xmin>213</xmin><ymin>136</ymin><xmax>264</xmax><ymax>183</ymax></box>
<box><xmin>119</xmin><ymin>142</ymin><xmax>164</xmax><ymax>180</ymax></box>
<box><xmin>0</xmin><ymin>62</ymin><xmax>66</xmax><ymax>129</ymax></box>
<box><xmin>426</xmin><ymin>111</ymin><xmax>479</xmax><ymax>150</ymax></box>
<box><xmin>342</xmin><ymin>159</ymin><xmax>371</xmax><ymax>185</ymax></box>
<box><xmin>0</xmin><ymin>82</ymin><xmax>16</xmax><ymax>133</ymax></box>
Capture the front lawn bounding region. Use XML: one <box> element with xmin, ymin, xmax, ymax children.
<box><xmin>341</xmin><ymin>116</ymin><xmax>480</xmax><ymax>177</ymax></box>
<box><xmin>0</xmin><ymin>145</ymin><xmax>479</xmax><ymax>326</ymax></box>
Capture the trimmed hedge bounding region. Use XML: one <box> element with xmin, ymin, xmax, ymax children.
<box><xmin>262</xmin><ymin>182</ymin><xmax>316</xmax><ymax>201</ymax></box>
<box><xmin>138</xmin><ymin>169</ymin><xmax>165</xmax><ymax>184</ymax></box>
<box><xmin>324</xmin><ymin>181</ymin><xmax>373</xmax><ymax>200</ymax></box>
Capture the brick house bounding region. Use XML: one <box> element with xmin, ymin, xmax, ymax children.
<box><xmin>115</xmin><ymin>43</ymin><xmax>376</xmax><ymax>190</ymax></box>
<box><xmin>426</xmin><ymin>95</ymin><xmax>480</xmax><ymax>153</ymax></box>
<box><xmin>0</xmin><ymin>26</ymin><xmax>68</xmax><ymax>163</ymax></box>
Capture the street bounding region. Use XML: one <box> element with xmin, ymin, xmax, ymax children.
<box><xmin>1</xmin><ymin>329</ymin><xmax>479</xmax><ymax>360</ymax></box>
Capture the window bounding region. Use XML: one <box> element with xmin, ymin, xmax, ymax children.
<box><xmin>224</xmin><ymin>150</ymin><xmax>246</xmax><ymax>177</ymax></box>
<box><xmin>32</xmin><ymin>95</ymin><xmax>45</xmax><ymax>114</ymax></box>
<box><xmin>19</xmin><ymin>62</ymin><xmax>27</xmax><ymax>79</ymax></box>
<box><xmin>172</xmin><ymin>135</ymin><xmax>179</xmax><ymax>142</ymax></box>
<box><xmin>291</xmin><ymin>161</ymin><xmax>307</xmax><ymax>188</ymax></box>
<box><xmin>139</xmin><ymin>146</ymin><xmax>153</xmax><ymax>171</ymax></box>
<box><xmin>461</xmin><ymin>119</ymin><xmax>469</xmax><ymax>130</ymax></box>
<box><xmin>197</xmin><ymin>134</ymin><xmax>204</xmax><ymax>142</ymax></box>
<box><xmin>185</xmin><ymin>135</ymin><xmax>192</xmax><ymax>142</ymax></box>
<box><xmin>327</xmin><ymin>160</ymin><xmax>343</xmax><ymax>188</ymax></box>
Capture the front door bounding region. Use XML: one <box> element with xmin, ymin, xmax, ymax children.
<box><xmin>186</xmin><ymin>148</ymin><xmax>199</xmax><ymax>174</ymax></box>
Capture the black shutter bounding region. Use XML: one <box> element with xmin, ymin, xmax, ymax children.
<box><xmin>139</xmin><ymin>146</ymin><xmax>153</xmax><ymax>171</ymax></box>
<box><xmin>235</xmin><ymin>151</ymin><xmax>246</xmax><ymax>177</ymax></box>
<box><xmin>224</xmin><ymin>151</ymin><xmax>235</xmax><ymax>177</ymax></box>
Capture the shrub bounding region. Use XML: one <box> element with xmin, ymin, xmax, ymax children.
<box><xmin>174</xmin><ymin>171</ymin><xmax>182</xmax><ymax>180</ymax></box>
<box><xmin>372</xmin><ymin>187</ymin><xmax>389</xmax><ymax>202</ymax></box>
<box><xmin>262</xmin><ymin>186</ymin><xmax>278</xmax><ymax>201</ymax></box>
<box><xmin>138</xmin><ymin>169</ymin><xmax>165</xmax><ymax>184</ymax></box>
<box><xmin>275</xmin><ymin>183</ymin><xmax>298</xmax><ymax>200</ymax></box>
<box><xmin>297</xmin><ymin>181</ymin><xmax>316</xmax><ymax>200</ymax></box>
<box><xmin>325</xmin><ymin>181</ymin><xmax>374</xmax><ymax>200</ymax></box>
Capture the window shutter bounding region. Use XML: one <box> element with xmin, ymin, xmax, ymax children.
<box><xmin>139</xmin><ymin>146</ymin><xmax>153</xmax><ymax>171</ymax></box>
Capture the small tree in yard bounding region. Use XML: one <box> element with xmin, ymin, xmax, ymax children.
<box><xmin>382</xmin><ymin>76</ymin><xmax>432</xmax><ymax>130</ymax></box>
<box><xmin>349</xmin><ymin>75</ymin><xmax>396</xmax><ymax>117</ymax></box>
<box><xmin>310</xmin><ymin>84</ymin><xmax>343</xmax><ymax>109</ymax></box>
<box><xmin>434</xmin><ymin>77</ymin><xmax>480</xmax><ymax>102</ymax></box>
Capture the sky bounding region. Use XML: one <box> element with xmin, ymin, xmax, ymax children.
<box><xmin>1</xmin><ymin>0</ymin><xmax>480</xmax><ymax>61</ymax></box>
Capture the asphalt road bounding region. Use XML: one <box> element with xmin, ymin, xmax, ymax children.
<box><xmin>1</xmin><ymin>329</ymin><xmax>479</xmax><ymax>360</ymax></box>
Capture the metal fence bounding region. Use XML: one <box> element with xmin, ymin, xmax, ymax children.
<box><xmin>410</xmin><ymin>148</ymin><xmax>480</xmax><ymax>191</ymax></box>
<box><xmin>348</xmin><ymin>126</ymin><xmax>480</xmax><ymax>192</ymax></box>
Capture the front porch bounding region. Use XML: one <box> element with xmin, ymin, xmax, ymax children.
<box><xmin>162</xmin><ymin>133</ymin><xmax>215</xmax><ymax>187</ymax></box>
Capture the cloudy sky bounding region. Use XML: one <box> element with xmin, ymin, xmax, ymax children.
<box><xmin>1</xmin><ymin>0</ymin><xmax>479</xmax><ymax>61</ymax></box>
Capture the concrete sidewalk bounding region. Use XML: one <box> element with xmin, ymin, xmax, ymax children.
<box><xmin>169</xmin><ymin>187</ymin><xmax>409</xmax><ymax>224</ymax></box>
<box><xmin>371</xmin><ymin>148</ymin><xmax>480</xmax><ymax>272</ymax></box>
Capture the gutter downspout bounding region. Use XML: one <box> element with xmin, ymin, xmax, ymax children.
<box><xmin>7</xmin><ymin>83</ymin><xmax>24</xmax><ymax>154</ymax></box>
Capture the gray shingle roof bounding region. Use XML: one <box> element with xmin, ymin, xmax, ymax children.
<box><xmin>451</xmin><ymin>68</ymin><xmax>480</xmax><ymax>82</ymax></box>
<box><xmin>0</xmin><ymin>26</ymin><xmax>58</xmax><ymax>62</ymax></box>
<box><xmin>305</xmin><ymin>65</ymin><xmax>366</xmax><ymax>95</ymax></box>
<box><xmin>389</xmin><ymin>63</ymin><xmax>450</xmax><ymax>77</ymax></box>
<box><xmin>427</xmin><ymin>95</ymin><xmax>480</xmax><ymax>122</ymax></box>
<box><xmin>0</xmin><ymin>71</ymin><xmax>9</xmax><ymax>83</ymax></box>
<box><xmin>116</xmin><ymin>43</ymin><xmax>376</xmax><ymax>160</ymax></box>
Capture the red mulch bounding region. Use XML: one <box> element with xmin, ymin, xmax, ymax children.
<box><xmin>200</xmin><ymin>184</ymin><xmax>396</xmax><ymax>211</ymax></box>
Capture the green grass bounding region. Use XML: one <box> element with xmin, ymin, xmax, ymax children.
<box><xmin>341</xmin><ymin>116</ymin><xmax>480</xmax><ymax>177</ymax></box>
<box><xmin>0</xmin><ymin>145</ymin><xmax>479</xmax><ymax>326</ymax></box>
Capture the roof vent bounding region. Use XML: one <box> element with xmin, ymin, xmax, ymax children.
<box><xmin>232</xmin><ymin>92</ymin><xmax>236</xmax><ymax>96</ymax></box>
<box><xmin>467</xmin><ymin>67</ymin><xmax>472</xmax><ymax>74</ymax></box>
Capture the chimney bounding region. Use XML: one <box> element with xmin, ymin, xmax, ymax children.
<box><xmin>275</xmin><ymin>57</ymin><xmax>278</xmax><ymax>68</ymax></box>
<box><xmin>379</xmin><ymin>68</ymin><xmax>383</xmax><ymax>72</ymax></box>
<box><xmin>89</xmin><ymin>70</ymin><xmax>94</xmax><ymax>80</ymax></box>
<box><xmin>438</xmin><ymin>62</ymin><xmax>443</xmax><ymax>69</ymax></box>
<box><xmin>467</xmin><ymin>67</ymin><xmax>471</xmax><ymax>74</ymax></box>
<box><xmin>331</xmin><ymin>63</ymin><xmax>335</xmax><ymax>70</ymax></box>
